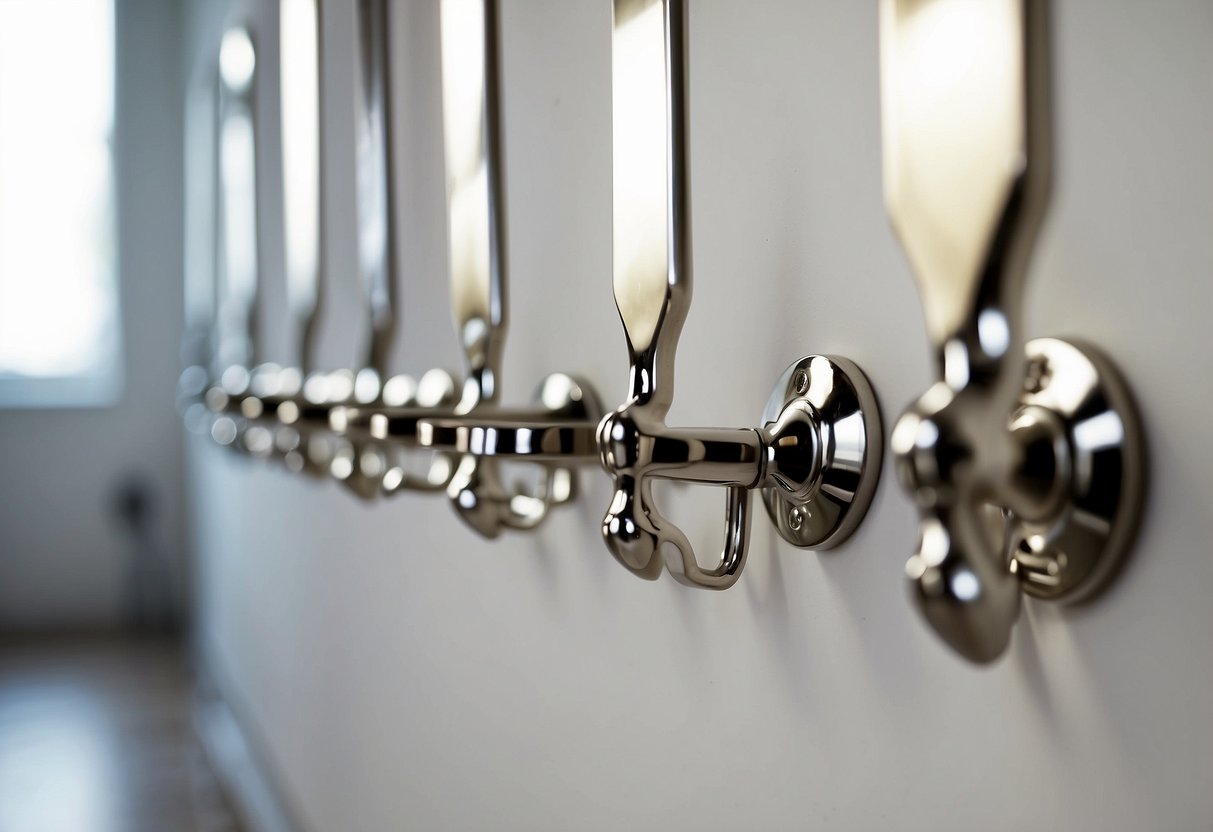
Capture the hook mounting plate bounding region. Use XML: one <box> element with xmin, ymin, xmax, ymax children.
<box><xmin>761</xmin><ymin>355</ymin><xmax>883</xmax><ymax>550</ymax></box>
<box><xmin>1008</xmin><ymin>337</ymin><xmax>1144</xmax><ymax>602</ymax></box>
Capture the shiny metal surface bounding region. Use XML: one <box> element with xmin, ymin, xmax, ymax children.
<box><xmin>421</xmin><ymin>420</ymin><xmax>597</xmax><ymax>460</ymax></box>
<box><xmin>323</xmin><ymin>0</ymin><xmax>480</xmax><ymax>476</ymax></box>
<box><xmin>599</xmin><ymin>0</ymin><xmax>882</xmax><ymax>589</ymax></box>
<box><xmin>215</xmin><ymin>27</ymin><xmax>260</xmax><ymax>378</ymax></box>
<box><xmin>441</xmin><ymin>0</ymin><xmax>505</xmax><ymax>409</ymax></box>
<box><xmin>280</xmin><ymin>0</ymin><xmax>322</xmax><ymax>372</ymax></box>
<box><xmin>761</xmin><ymin>356</ymin><xmax>884</xmax><ymax>550</ymax></box>
<box><xmin>417</xmin><ymin>375</ymin><xmax>599</xmax><ymax>461</ymax></box>
<box><xmin>203</xmin><ymin>12</ymin><xmax>337</xmax><ymax>477</ymax></box>
<box><xmin>354</xmin><ymin>0</ymin><xmax>396</xmax><ymax>374</ymax></box>
<box><xmin>316</xmin><ymin>0</ymin><xmax>463</xmax><ymax>496</ymax></box>
<box><xmin>329</xmin><ymin>369</ymin><xmax>460</xmax><ymax>494</ymax></box>
<box><xmin>196</xmin><ymin>14</ymin><xmax>325</xmax><ymax>469</ymax></box>
<box><xmin>327</xmin><ymin>0</ymin><xmax>407</xmax><ymax>499</ymax></box>
<box><xmin>200</xmin><ymin>1</ymin><xmax>588</xmax><ymax>517</ymax></box>
<box><xmin>201</xmin><ymin>27</ymin><xmax>266</xmax><ymax>459</ymax></box>
<box><xmin>1008</xmin><ymin>338</ymin><xmax>1143</xmax><ymax>601</ymax></box>
<box><xmin>273</xmin><ymin>0</ymin><xmax>335</xmax><ymax>477</ymax></box>
<box><xmin>881</xmin><ymin>0</ymin><xmax>1144</xmax><ymax>662</ymax></box>
<box><xmin>213</xmin><ymin>0</ymin><xmax>461</xmax><ymax>497</ymax></box>
<box><xmin>362</xmin><ymin>0</ymin><xmax>602</xmax><ymax>536</ymax></box>
<box><xmin>416</xmin><ymin>373</ymin><xmax>601</xmax><ymax>536</ymax></box>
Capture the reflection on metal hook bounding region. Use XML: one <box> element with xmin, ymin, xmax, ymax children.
<box><xmin>881</xmin><ymin>0</ymin><xmax>1144</xmax><ymax>663</ymax></box>
<box><xmin>598</xmin><ymin>0</ymin><xmax>882</xmax><ymax>588</ymax></box>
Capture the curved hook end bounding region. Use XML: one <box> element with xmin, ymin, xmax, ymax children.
<box><xmin>602</xmin><ymin>479</ymin><xmax>665</xmax><ymax>581</ymax></box>
<box><xmin>598</xmin><ymin>410</ymin><xmax>750</xmax><ymax>589</ymax></box>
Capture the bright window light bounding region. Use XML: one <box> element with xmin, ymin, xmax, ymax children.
<box><xmin>0</xmin><ymin>0</ymin><xmax>120</xmax><ymax>407</ymax></box>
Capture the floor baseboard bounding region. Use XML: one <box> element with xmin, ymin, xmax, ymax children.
<box><xmin>193</xmin><ymin>694</ymin><xmax>300</xmax><ymax>832</ymax></box>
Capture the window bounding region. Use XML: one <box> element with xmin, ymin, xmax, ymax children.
<box><xmin>0</xmin><ymin>0</ymin><xmax>119</xmax><ymax>407</ymax></box>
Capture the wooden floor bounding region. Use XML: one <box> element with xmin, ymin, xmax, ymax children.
<box><xmin>0</xmin><ymin>636</ymin><xmax>243</xmax><ymax>832</ymax></box>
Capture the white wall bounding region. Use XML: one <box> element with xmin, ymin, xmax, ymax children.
<box><xmin>189</xmin><ymin>1</ymin><xmax>1213</xmax><ymax>829</ymax></box>
<box><xmin>0</xmin><ymin>0</ymin><xmax>185</xmax><ymax>629</ymax></box>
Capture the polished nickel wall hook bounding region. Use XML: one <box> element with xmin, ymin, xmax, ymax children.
<box><xmin>210</xmin><ymin>0</ymin><xmax>461</xmax><ymax>496</ymax></box>
<box><xmin>203</xmin><ymin>25</ymin><xmax>267</xmax><ymax>455</ymax></box>
<box><xmin>336</xmin><ymin>0</ymin><xmax>601</xmax><ymax>536</ymax></box>
<box><xmin>323</xmin><ymin>0</ymin><xmax>461</xmax><ymax>499</ymax></box>
<box><xmin>201</xmin><ymin>10</ymin><xmax>334</xmax><ymax>471</ymax></box>
<box><xmin>205</xmin><ymin>4</ymin><xmax>358</xmax><ymax>479</ymax></box>
<box><xmin>880</xmin><ymin>0</ymin><xmax>1144</xmax><ymax>662</ymax></box>
<box><xmin>597</xmin><ymin>0</ymin><xmax>882</xmax><ymax>589</ymax></box>
<box><xmin>407</xmin><ymin>0</ymin><xmax>602</xmax><ymax>537</ymax></box>
<box><xmin>251</xmin><ymin>0</ymin><xmax>338</xmax><ymax>478</ymax></box>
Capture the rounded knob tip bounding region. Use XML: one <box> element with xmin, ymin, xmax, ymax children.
<box><xmin>601</xmin><ymin>482</ymin><xmax>663</xmax><ymax>580</ymax></box>
<box><xmin>895</xmin><ymin>400</ymin><xmax>1021</xmax><ymax>663</ymax></box>
<box><xmin>906</xmin><ymin>521</ymin><xmax>1021</xmax><ymax>664</ymax></box>
<box><xmin>763</xmin><ymin>399</ymin><xmax>821</xmax><ymax>500</ymax></box>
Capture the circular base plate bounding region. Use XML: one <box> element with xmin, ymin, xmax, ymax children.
<box><xmin>761</xmin><ymin>355</ymin><xmax>883</xmax><ymax>549</ymax></box>
<box><xmin>1009</xmin><ymin>338</ymin><xmax>1144</xmax><ymax>602</ymax></box>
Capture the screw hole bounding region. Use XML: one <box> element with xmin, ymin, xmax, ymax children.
<box><xmin>792</xmin><ymin>369</ymin><xmax>809</xmax><ymax>395</ymax></box>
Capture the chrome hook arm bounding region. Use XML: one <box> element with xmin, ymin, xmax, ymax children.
<box><xmin>600</xmin><ymin>0</ymin><xmax>882</xmax><ymax>589</ymax></box>
<box><xmin>329</xmin><ymin>369</ymin><xmax>459</xmax><ymax>494</ymax></box>
<box><xmin>881</xmin><ymin>0</ymin><xmax>1143</xmax><ymax>662</ymax></box>
<box><xmin>412</xmin><ymin>373</ymin><xmax>603</xmax><ymax>534</ymax></box>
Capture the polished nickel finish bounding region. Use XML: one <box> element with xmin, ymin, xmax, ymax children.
<box><xmin>760</xmin><ymin>357</ymin><xmax>884</xmax><ymax>550</ymax></box>
<box><xmin>204</xmin><ymin>27</ymin><xmax>264</xmax><ymax>456</ymax></box>
<box><xmin>320</xmin><ymin>0</ymin><xmax>480</xmax><ymax>498</ymax></box>
<box><xmin>441</xmin><ymin>0</ymin><xmax>505</xmax><ymax>410</ymax></box>
<box><xmin>881</xmin><ymin>0</ymin><xmax>1144</xmax><ymax>662</ymax></box>
<box><xmin>599</xmin><ymin>0</ymin><xmax>882</xmax><ymax>589</ymax></box>
<box><xmin>205</xmin><ymin>8</ymin><xmax>341</xmax><ymax>477</ymax></box>
<box><xmin>372</xmin><ymin>0</ymin><xmax>603</xmax><ymax>537</ymax></box>
<box><xmin>417</xmin><ymin>375</ymin><xmax>599</xmax><ymax>461</ymax></box>
<box><xmin>273</xmin><ymin>0</ymin><xmax>338</xmax><ymax>477</ymax></box>
<box><xmin>354</xmin><ymin>0</ymin><xmax>396</xmax><ymax>377</ymax></box>
<box><xmin>215</xmin><ymin>27</ymin><xmax>260</xmax><ymax>388</ymax></box>
<box><xmin>280</xmin><ymin>0</ymin><xmax>323</xmax><ymax>373</ymax></box>
<box><xmin>325</xmin><ymin>0</ymin><xmax>462</xmax><ymax>499</ymax></box>
<box><xmin>329</xmin><ymin>368</ymin><xmax>459</xmax><ymax>494</ymax></box>
<box><xmin>416</xmin><ymin>373</ymin><xmax>601</xmax><ymax>533</ymax></box>
<box><xmin>202</xmin><ymin>14</ymin><xmax>329</xmax><ymax>470</ymax></box>
<box><xmin>210</xmin><ymin>0</ymin><xmax>462</xmax><ymax>496</ymax></box>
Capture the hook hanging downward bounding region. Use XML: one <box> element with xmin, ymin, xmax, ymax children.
<box><xmin>600</xmin><ymin>0</ymin><xmax>882</xmax><ymax>588</ymax></box>
<box><xmin>881</xmin><ymin>0</ymin><xmax>1144</xmax><ymax>662</ymax></box>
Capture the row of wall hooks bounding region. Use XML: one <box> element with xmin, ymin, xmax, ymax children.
<box><xmin>181</xmin><ymin>0</ymin><xmax>1145</xmax><ymax>664</ymax></box>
